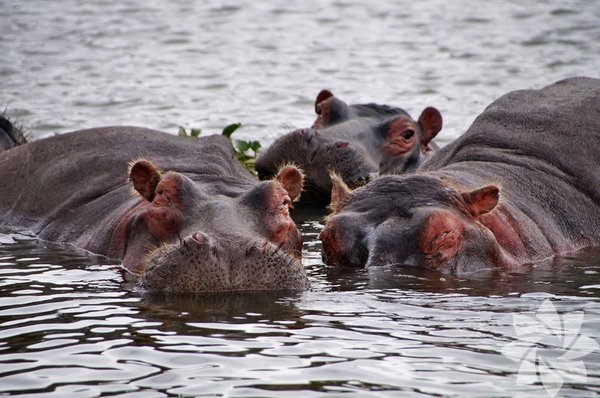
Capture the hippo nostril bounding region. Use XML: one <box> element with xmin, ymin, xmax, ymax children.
<box><xmin>192</xmin><ymin>232</ymin><xmax>210</xmax><ymax>245</ymax></box>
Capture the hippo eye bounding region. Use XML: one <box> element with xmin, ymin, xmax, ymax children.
<box><xmin>273</xmin><ymin>196</ymin><xmax>292</xmax><ymax>214</ymax></box>
<box><xmin>282</xmin><ymin>197</ymin><xmax>292</xmax><ymax>209</ymax></box>
<box><xmin>401</xmin><ymin>129</ymin><xmax>415</xmax><ymax>140</ymax></box>
<box><xmin>275</xmin><ymin>202</ymin><xmax>289</xmax><ymax>216</ymax></box>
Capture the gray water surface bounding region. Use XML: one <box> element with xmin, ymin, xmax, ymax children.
<box><xmin>1</xmin><ymin>1</ymin><xmax>600</xmax><ymax>397</ymax></box>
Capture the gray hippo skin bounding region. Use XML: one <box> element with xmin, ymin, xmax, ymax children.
<box><xmin>0</xmin><ymin>127</ymin><xmax>309</xmax><ymax>292</ymax></box>
<box><xmin>255</xmin><ymin>90</ymin><xmax>442</xmax><ymax>204</ymax></box>
<box><xmin>320</xmin><ymin>77</ymin><xmax>600</xmax><ymax>273</ymax></box>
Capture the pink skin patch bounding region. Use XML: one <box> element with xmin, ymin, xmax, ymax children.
<box><xmin>312</xmin><ymin>90</ymin><xmax>334</xmax><ymax>129</ymax></box>
<box><xmin>479</xmin><ymin>205</ymin><xmax>528</xmax><ymax>259</ymax></box>
<box><xmin>152</xmin><ymin>175</ymin><xmax>184</xmax><ymax>208</ymax></box>
<box><xmin>141</xmin><ymin>175</ymin><xmax>185</xmax><ymax>241</ymax></box>
<box><xmin>419</xmin><ymin>211</ymin><xmax>464</xmax><ymax>269</ymax></box>
<box><xmin>319</xmin><ymin>222</ymin><xmax>344</xmax><ymax>265</ymax></box>
<box><xmin>266</xmin><ymin>184</ymin><xmax>296</xmax><ymax>248</ymax></box>
<box><xmin>112</xmin><ymin>175</ymin><xmax>186</xmax><ymax>260</ymax></box>
<box><xmin>143</xmin><ymin>206</ymin><xmax>183</xmax><ymax>242</ymax></box>
<box><xmin>312</xmin><ymin>99</ymin><xmax>332</xmax><ymax>129</ymax></box>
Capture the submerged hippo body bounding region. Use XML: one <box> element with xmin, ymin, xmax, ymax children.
<box><xmin>0</xmin><ymin>127</ymin><xmax>308</xmax><ymax>292</ymax></box>
<box><xmin>320</xmin><ymin>77</ymin><xmax>600</xmax><ymax>273</ymax></box>
<box><xmin>255</xmin><ymin>90</ymin><xmax>443</xmax><ymax>204</ymax></box>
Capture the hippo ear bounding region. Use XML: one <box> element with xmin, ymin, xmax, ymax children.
<box><xmin>461</xmin><ymin>185</ymin><xmax>499</xmax><ymax>217</ymax></box>
<box><xmin>315</xmin><ymin>89</ymin><xmax>334</xmax><ymax>114</ymax></box>
<box><xmin>129</xmin><ymin>159</ymin><xmax>162</xmax><ymax>202</ymax></box>
<box><xmin>418</xmin><ymin>107</ymin><xmax>443</xmax><ymax>146</ymax></box>
<box><xmin>275</xmin><ymin>165</ymin><xmax>304</xmax><ymax>202</ymax></box>
<box><xmin>329</xmin><ymin>172</ymin><xmax>351</xmax><ymax>213</ymax></box>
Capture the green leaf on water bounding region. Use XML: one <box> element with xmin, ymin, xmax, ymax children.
<box><xmin>235</xmin><ymin>139</ymin><xmax>251</xmax><ymax>152</ymax></box>
<box><xmin>175</xmin><ymin>121</ymin><xmax>261</xmax><ymax>175</ymax></box>
<box><xmin>249</xmin><ymin>140</ymin><xmax>261</xmax><ymax>152</ymax></box>
<box><xmin>222</xmin><ymin>123</ymin><xmax>242</xmax><ymax>138</ymax></box>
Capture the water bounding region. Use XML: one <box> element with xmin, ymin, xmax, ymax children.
<box><xmin>1</xmin><ymin>1</ymin><xmax>600</xmax><ymax>396</ymax></box>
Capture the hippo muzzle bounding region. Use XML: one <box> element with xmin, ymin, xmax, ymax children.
<box><xmin>138</xmin><ymin>232</ymin><xmax>308</xmax><ymax>293</ymax></box>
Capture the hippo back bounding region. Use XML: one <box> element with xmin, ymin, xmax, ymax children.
<box><xmin>0</xmin><ymin>127</ymin><xmax>255</xmax><ymax>253</ymax></box>
<box><xmin>421</xmin><ymin>76</ymin><xmax>600</xmax><ymax>250</ymax></box>
<box><xmin>423</xmin><ymin>77</ymin><xmax>600</xmax><ymax>202</ymax></box>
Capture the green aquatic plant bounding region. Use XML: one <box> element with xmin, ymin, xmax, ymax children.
<box><xmin>177</xmin><ymin>123</ymin><xmax>261</xmax><ymax>174</ymax></box>
<box><xmin>178</xmin><ymin>126</ymin><xmax>202</xmax><ymax>138</ymax></box>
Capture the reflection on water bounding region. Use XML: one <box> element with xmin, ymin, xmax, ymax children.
<box><xmin>0</xmin><ymin>224</ymin><xmax>598</xmax><ymax>397</ymax></box>
<box><xmin>326</xmin><ymin>247</ymin><xmax>600</xmax><ymax>297</ymax></box>
<box><xmin>1</xmin><ymin>0</ymin><xmax>600</xmax><ymax>396</ymax></box>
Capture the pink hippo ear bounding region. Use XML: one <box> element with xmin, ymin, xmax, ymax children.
<box><xmin>275</xmin><ymin>165</ymin><xmax>304</xmax><ymax>202</ymax></box>
<box><xmin>461</xmin><ymin>185</ymin><xmax>500</xmax><ymax>217</ymax></box>
<box><xmin>419</xmin><ymin>210</ymin><xmax>464</xmax><ymax>269</ymax></box>
<box><xmin>313</xmin><ymin>89</ymin><xmax>335</xmax><ymax>129</ymax></box>
<box><xmin>418</xmin><ymin>107</ymin><xmax>443</xmax><ymax>147</ymax></box>
<box><xmin>315</xmin><ymin>89</ymin><xmax>334</xmax><ymax>114</ymax></box>
<box><xmin>329</xmin><ymin>172</ymin><xmax>351</xmax><ymax>214</ymax></box>
<box><xmin>129</xmin><ymin>159</ymin><xmax>162</xmax><ymax>201</ymax></box>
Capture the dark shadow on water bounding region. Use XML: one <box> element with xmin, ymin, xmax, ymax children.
<box><xmin>290</xmin><ymin>202</ymin><xmax>330</xmax><ymax>224</ymax></box>
<box><xmin>137</xmin><ymin>290</ymin><xmax>307</xmax><ymax>327</ymax></box>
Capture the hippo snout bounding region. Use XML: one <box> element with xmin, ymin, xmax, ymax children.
<box><xmin>138</xmin><ymin>232</ymin><xmax>308</xmax><ymax>293</ymax></box>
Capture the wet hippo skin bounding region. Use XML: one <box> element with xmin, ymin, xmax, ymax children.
<box><xmin>320</xmin><ymin>77</ymin><xmax>600</xmax><ymax>273</ymax></box>
<box><xmin>0</xmin><ymin>126</ymin><xmax>309</xmax><ymax>292</ymax></box>
<box><xmin>255</xmin><ymin>90</ymin><xmax>442</xmax><ymax>204</ymax></box>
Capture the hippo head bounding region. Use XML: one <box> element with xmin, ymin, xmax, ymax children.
<box><xmin>377</xmin><ymin>106</ymin><xmax>443</xmax><ymax>174</ymax></box>
<box><xmin>319</xmin><ymin>174</ymin><xmax>505</xmax><ymax>273</ymax></box>
<box><xmin>312</xmin><ymin>89</ymin><xmax>443</xmax><ymax>175</ymax></box>
<box><xmin>114</xmin><ymin>160</ymin><xmax>308</xmax><ymax>293</ymax></box>
<box><xmin>255</xmin><ymin>128</ymin><xmax>372</xmax><ymax>203</ymax></box>
<box><xmin>256</xmin><ymin>90</ymin><xmax>443</xmax><ymax>204</ymax></box>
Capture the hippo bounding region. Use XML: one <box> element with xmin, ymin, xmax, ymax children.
<box><xmin>320</xmin><ymin>77</ymin><xmax>600</xmax><ymax>273</ymax></box>
<box><xmin>0</xmin><ymin>125</ymin><xmax>309</xmax><ymax>293</ymax></box>
<box><xmin>255</xmin><ymin>90</ymin><xmax>443</xmax><ymax>204</ymax></box>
